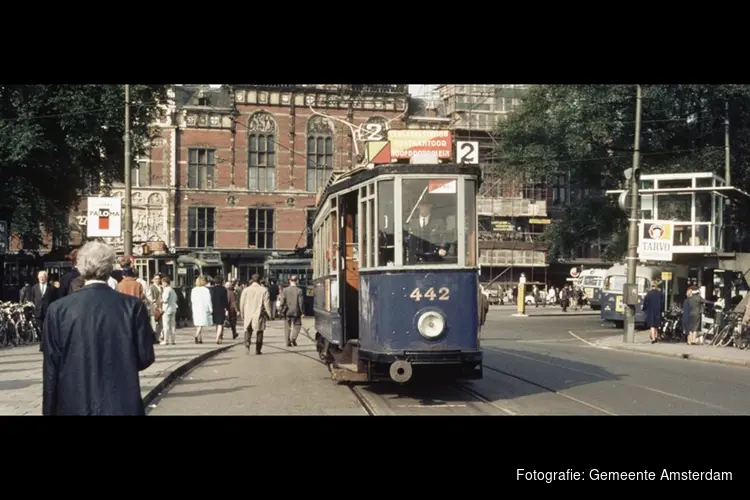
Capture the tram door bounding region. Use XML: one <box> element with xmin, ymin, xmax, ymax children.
<box><xmin>342</xmin><ymin>192</ymin><xmax>359</xmax><ymax>340</ymax></box>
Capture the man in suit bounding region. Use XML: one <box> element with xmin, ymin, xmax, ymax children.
<box><xmin>405</xmin><ymin>197</ymin><xmax>450</xmax><ymax>264</ymax></box>
<box><xmin>279</xmin><ymin>275</ymin><xmax>305</xmax><ymax>347</ymax></box>
<box><xmin>42</xmin><ymin>241</ymin><xmax>155</xmax><ymax>416</ymax></box>
<box><xmin>239</xmin><ymin>273</ymin><xmax>272</xmax><ymax>355</ymax></box>
<box><xmin>31</xmin><ymin>270</ymin><xmax>56</xmax><ymax>351</ymax></box>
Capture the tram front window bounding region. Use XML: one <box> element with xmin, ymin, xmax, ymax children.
<box><xmin>402</xmin><ymin>178</ymin><xmax>458</xmax><ymax>265</ymax></box>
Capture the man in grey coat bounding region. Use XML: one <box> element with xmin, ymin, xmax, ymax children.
<box><xmin>279</xmin><ymin>275</ymin><xmax>305</xmax><ymax>347</ymax></box>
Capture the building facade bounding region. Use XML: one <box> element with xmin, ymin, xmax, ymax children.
<box><xmin>65</xmin><ymin>85</ymin><xmax>409</xmax><ymax>283</ymax></box>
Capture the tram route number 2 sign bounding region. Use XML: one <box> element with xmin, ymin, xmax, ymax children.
<box><xmin>0</xmin><ymin>220</ymin><xmax>6</xmax><ymax>255</ymax></box>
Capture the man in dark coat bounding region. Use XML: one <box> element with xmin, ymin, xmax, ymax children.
<box><xmin>42</xmin><ymin>241</ymin><xmax>156</xmax><ymax>416</ymax></box>
<box><xmin>30</xmin><ymin>270</ymin><xmax>56</xmax><ymax>351</ymax></box>
<box><xmin>642</xmin><ymin>280</ymin><xmax>665</xmax><ymax>343</ymax></box>
<box><xmin>279</xmin><ymin>275</ymin><xmax>305</xmax><ymax>347</ymax></box>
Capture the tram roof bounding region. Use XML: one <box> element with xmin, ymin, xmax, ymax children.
<box><xmin>315</xmin><ymin>163</ymin><xmax>482</xmax><ymax>216</ymax></box>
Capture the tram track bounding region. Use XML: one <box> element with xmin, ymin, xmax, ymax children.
<box><xmin>260</xmin><ymin>336</ymin><xmax>508</xmax><ymax>415</ymax></box>
<box><xmin>477</xmin><ymin>363</ymin><xmax>616</xmax><ymax>415</ymax></box>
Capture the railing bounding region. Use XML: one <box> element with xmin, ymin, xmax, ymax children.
<box><xmin>478</xmin><ymin>231</ymin><xmax>543</xmax><ymax>242</ymax></box>
<box><xmin>479</xmin><ymin>249</ymin><xmax>547</xmax><ymax>266</ymax></box>
<box><xmin>477</xmin><ymin>197</ymin><xmax>548</xmax><ymax>217</ymax></box>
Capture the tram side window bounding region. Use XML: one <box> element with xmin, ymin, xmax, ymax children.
<box><xmin>330</xmin><ymin>208</ymin><xmax>338</xmax><ymax>272</ymax></box>
<box><xmin>378</xmin><ymin>180</ymin><xmax>395</xmax><ymax>266</ymax></box>
<box><xmin>359</xmin><ymin>183</ymin><xmax>377</xmax><ymax>268</ymax></box>
<box><xmin>402</xmin><ymin>177</ymin><xmax>459</xmax><ymax>266</ymax></box>
<box><xmin>464</xmin><ymin>179</ymin><xmax>477</xmax><ymax>267</ymax></box>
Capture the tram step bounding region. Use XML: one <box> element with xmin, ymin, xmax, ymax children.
<box><xmin>331</xmin><ymin>363</ymin><xmax>368</xmax><ymax>382</ymax></box>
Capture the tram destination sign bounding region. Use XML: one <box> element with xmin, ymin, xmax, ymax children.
<box><xmin>387</xmin><ymin>130</ymin><xmax>452</xmax><ymax>160</ymax></box>
<box><xmin>637</xmin><ymin>221</ymin><xmax>674</xmax><ymax>262</ymax></box>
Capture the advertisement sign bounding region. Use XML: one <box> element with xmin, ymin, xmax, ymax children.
<box><xmin>387</xmin><ymin>130</ymin><xmax>452</xmax><ymax>160</ymax></box>
<box><xmin>638</xmin><ymin>221</ymin><xmax>674</xmax><ymax>262</ymax></box>
<box><xmin>87</xmin><ymin>197</ymin><xmax>122</xmax><ymax>238</ymax></box>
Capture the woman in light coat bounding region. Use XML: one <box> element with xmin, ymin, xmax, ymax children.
<box><xmin>190</xmin><ymin>276</ymin><xmax>213</xmax><ymax>344</ymax></box>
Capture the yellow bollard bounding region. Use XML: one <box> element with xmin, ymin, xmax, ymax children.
<box><xmin>517</xmin><ymin>283</ymin><xmax>526</xmax><ymax>315</ymax></box>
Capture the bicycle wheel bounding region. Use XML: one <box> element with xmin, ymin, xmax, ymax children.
<box><xmin>720</xmin><ymin>325</ymin><xmax>738</xmax><ymax>348</ymax></box>
<box><xmin>714</xmin><ymin>325</ymin><xmax>732</xmax><ymax>347</ymax></box>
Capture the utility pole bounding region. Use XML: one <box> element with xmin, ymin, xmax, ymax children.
<box><xmin>123</xmin><ymin>84</ymin><xmax>133</xmax><ymax>257</ymax></box>
<box><xmin>725</xmin><ymin>101</ymin><xmax>731</xmax><ymax>186</ymax></box>
<box><xmin>624</xmin><ymin>84</ymin><xmax>642</xmax><ymax>343</ymax></box>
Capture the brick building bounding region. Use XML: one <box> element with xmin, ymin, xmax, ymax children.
<box><xmin>58</xmin><ymin>85</ymin><xmax>409</xmax><ymax>283</ymax></box>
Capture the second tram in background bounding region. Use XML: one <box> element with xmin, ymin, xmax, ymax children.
<box><xmin>311</xmin><ymin>162</ymin><xmax>484</xmax><ymax>384</ymax></box>
<box><xmin>263</xmin><ymin>251</ymin><xmax>314</xmax><ymax>316</ymax></box>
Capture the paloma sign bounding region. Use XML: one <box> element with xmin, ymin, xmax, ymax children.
<box><xmin>637</xmin><ymin>221</ymin><xmax>674</xmax><ymax>262</ymax></box>
<box><xmin>87</xmin><ymin>197</ymin><xmax>122</xmax><ymax>238</ymax></box>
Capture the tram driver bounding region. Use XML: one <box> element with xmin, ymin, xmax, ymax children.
<box><xmin>404</xmin><ymin>195</ymin><xmax>453</xmax><ymax>264</ymax></box>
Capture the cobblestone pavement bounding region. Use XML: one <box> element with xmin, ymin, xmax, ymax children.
<box><xmin>0</xmin><ymin>326</ymin><xmax>241</xmax><ymax>415</ymax></box>
<box><xmin>592</xmin><ymin>330</ymin><xmax>750</xmax><ymax>368</ymax></box>
<box><xmin>148</xmin><ymin>317</ymin><xmax>368</xmax><ymax>415</ymax></box>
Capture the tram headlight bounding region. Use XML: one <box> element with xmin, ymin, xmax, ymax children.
<box><xmin>417</xmin><ymin>311</ymin><xmax>445</xmax><ymax>339</ymax></box>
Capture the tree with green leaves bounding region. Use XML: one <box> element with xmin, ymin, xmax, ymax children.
<box><xmin>495</xmin><ymin>84</ymin><xmax>750</xmax><ymax>261</ymax></box>
<box><xmin>0</xmin><ymin>84</ymin><xmax>170</xmax><ymax>249</ymax></box>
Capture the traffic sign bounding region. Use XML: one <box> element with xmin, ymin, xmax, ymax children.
<box><xmin>0</xmin><ymin>220</ymin><xmax>7</xmax><ymax>255</ymax></box>
<box><xmin>661</xmin><ymin>271</ymin><xmax>673</xmax><ymax>281</ymax></box>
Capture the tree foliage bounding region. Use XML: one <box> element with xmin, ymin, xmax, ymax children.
<box><xmin>0</xmin><ymin>84</ymin><xmax>170</xmax><ymax>248</ymax></box>
<box><xmin>496</xmin><ymin>84</ymin><xmax>750</xmax><ymax>260</ymax></box>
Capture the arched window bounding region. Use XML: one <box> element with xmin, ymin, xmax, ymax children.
<box><xmin>247</xmin><ymin>112</ymin><xmax>277</xmax><ymax>192</ymax></box>
<box><xmin>306</xmin><ymin>116</ymin><xmax>334</xmax><ymax>192</ymax></box>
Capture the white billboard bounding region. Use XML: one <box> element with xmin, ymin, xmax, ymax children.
<box><xmin>87</xmin><ymin>197</ymin><xmax>122</xmax><ymax>238</ymax></box>
<box><xmin>637</xmin><ymin>221</ymin><xmax>674</xmax><ymax>262</ymax></box>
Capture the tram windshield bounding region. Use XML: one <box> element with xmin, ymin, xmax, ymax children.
<box><xmin>603</xmin><ymin>275</ymin><xmax>650</xmax><ymax>293</ymax></box>
<box><xmin>402</xmin><ymin>178</ymin><xmax>460</xmax><ymax>266</ymax></box>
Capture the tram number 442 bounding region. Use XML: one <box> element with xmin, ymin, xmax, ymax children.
<box><xmin>409</xmin><ymin>287</ymin><xmax>450</xmax><ymax>301</ymax></box>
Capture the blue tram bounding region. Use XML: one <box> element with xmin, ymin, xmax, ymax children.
<box><xmin>600</xmin><ymin>263</ymin><xmax>689</xmax><ymax>328</ymax></box>
<box><xmin>312</xmin><ymin>163</ymin><xmax>483</xmax><ymax>383</ymax></box>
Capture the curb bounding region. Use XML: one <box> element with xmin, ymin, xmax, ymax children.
<box><xmin>143</xmin><ymin>342</ymin><xmax>241</xmax><ymax>407</ymax></box>
<box><xmin>596</xmin><ymin>343</ymin><xmax>750</xmax><ymax>368</ymax></box>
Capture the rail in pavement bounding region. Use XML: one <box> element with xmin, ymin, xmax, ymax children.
<box><xmin>0</xmin><ymin>326</ymin><xmax>242</xmax><ymax>416</ymax></box>
<box><xmin>594</xmin><ymin>330</ymin><xmax>750</xmax><ymax>368</ymax></box>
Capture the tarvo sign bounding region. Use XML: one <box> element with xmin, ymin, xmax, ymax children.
<box><xmin>87</xmin><ymin>197</ymin><xmax>122</xmax><ymax>238</ymax></box>
<box><xmin>638</xmin><ymin>221</ymin><xmax>674</xmax><ymax>262</ymax></box>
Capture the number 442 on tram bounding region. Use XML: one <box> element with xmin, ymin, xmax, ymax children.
<box><xmin>311</xmin><ymin>162</ymin><xmax>484</xmax><ymax>384</ymax></box>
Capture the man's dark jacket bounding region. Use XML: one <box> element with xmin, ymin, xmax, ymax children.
<box><xmin>42</xmin><ymin>282</ymin><xmax>156</xmax><ymax>416</ymax></box>
<box><xmin>58</xmin><ymin>267</ymin><xmax>80</xmax><ymax>298</ymax></box>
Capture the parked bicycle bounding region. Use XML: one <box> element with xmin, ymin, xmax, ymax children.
<box><xmin>659</xmin><ymin>304</ymin><xmax>684</xmax><ymax>342</ymax></box>
<box><xmin>0</xmin><ymin>302</ymin><xmax>40</xmax><ymax>347</ymax></box>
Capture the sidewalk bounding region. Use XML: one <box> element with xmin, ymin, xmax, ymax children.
<box><xmin>594</xmin><ymin>331</ymin><xmax>750</xmax><ymax>368</ymax></box>
<box><xmin>491</xmin><ymin>304</ymin><xmax>599</xmax><ymax>317</ymax></box>
<box><xmin>0</xmin><ymin>325</ymin><xmax>244</xmax><ymax>415</ymax></box>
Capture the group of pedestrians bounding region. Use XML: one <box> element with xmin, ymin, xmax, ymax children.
<box><xmin>189</xmin><ymin>273</ymin><xmax>305</xmax><ymax>355</ymax></box>
<box><xmin>642</xmin><ymin>281</ymin><xmax>713</xmax><ymax>345</ymax></box>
